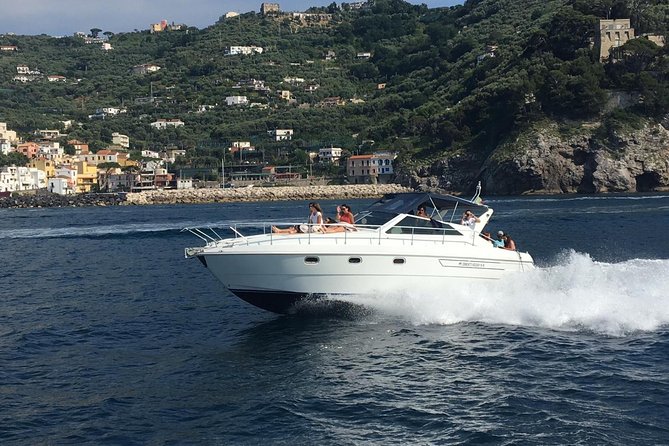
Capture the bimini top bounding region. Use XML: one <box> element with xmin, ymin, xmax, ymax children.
<box><xmin>355</xmin><ymin>192</ymin><xmax>489</xmax><ymax>227</ymax></box>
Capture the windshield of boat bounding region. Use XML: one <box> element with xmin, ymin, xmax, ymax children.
<box><xmin>357</xmin><ymin>192</ymin><xmax>489</xmax><ymax>226</ymax></box>
<box><xmin>354</xmin><ymin>210</ymin><xmax>398</xmax><ymax>227</ymax></box>
<box><xmin>385</xmin><ymin>215</ymin><xmax>464</xmax><ymax>236</ymax></box>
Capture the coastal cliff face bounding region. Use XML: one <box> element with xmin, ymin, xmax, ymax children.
<box><xmin>398</xmin><ymin>121</ymin><xmax>669</xmax><ymax>195</ymax></box>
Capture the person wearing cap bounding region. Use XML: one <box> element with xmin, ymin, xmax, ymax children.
<box><xmin>493</xmin><ymin>231</ymin><xmax>505</xmax><ymax>248</ymax></box>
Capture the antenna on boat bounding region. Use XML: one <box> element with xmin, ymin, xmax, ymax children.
<box><xmin>471</xmin><ymin>181</ymin><xmax>482</xmax><ymax>204</ymax></box>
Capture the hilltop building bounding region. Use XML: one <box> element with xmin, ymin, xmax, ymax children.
<box><xmin>0</xmin><ymin>122</ymin><xmax>18</xmax><ymax>143</ymax></box>
<box><xmin>112</xmin><ymin>132</ymin><xmax>130</xmax><ymax>148</ymax></box>
<box><xmin>318</xmin><ymin>147</ymin><xmax>342</xmax><ymax>164</ymax></box>
<box><xmin>225</xmin><ymin>46</ymin><xmax>263</xmax><ymax>56</ymax></box>
<box><xmin>150</xmin><ymin>119</ymin><xmax>184</xmax><ymax>129</ymax></box>
<box><xmin>261</xmin><ymin>3</ymin><xmax>280</xmax><ymax>16</ymax></box>
<box><xmin>596</xmin><ymin>19</ymin><xmax>634</xmax><ymax>62</ymax></box>
<box><xmin>268</xmin><ymin>129</ymin><xmax>293</xmax><ymax>141</ymax></box>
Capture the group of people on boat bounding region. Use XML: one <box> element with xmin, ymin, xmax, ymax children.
<box><xmin>271</xmin><ymin>202</ymin><xmax>356</xmax><ymax>234</ymax></box>
<box><xmin>480</xmin><ymin>230</ymin><xmax>516</xmax><ymax>250</ymax></box>
<box><xmin>271</xmin><ymin>201</ymin><xmax>517</xmax><ymax>250</ymax></box>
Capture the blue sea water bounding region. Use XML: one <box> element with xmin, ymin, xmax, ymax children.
<box><xmin>1</xmin><ymin>194</ymin><xmax>668</xmax><ymax>445</ymax></box>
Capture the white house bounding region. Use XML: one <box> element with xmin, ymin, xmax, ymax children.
<box><xmin>318</xmin><ymin>146</ymin><xmax>343</xmax><ymax>163</ymax></box>
<box><xmin>101</xmin><ymin>42</ymin><xmax>113</xmax><ymax>51</ymax></box>
<box><xmin>112</xmin><ymin>132</ymin><xmax>130</xmax><ymax>148</ymax></box>
<box><xmin>0</xmin><ymin>138</ymin><xmax>11</xmax><ymax>155</ymax></box>
<box><xmin>141</xmin><ymin>150</ymin><xmax>161</xmax><ymax>159</ymax></box>
<box><xmin>97</xmin><ymin>107</ymin><xmax>124</xmax><ymax>116</ymax></box>
<box><xmin>283</xmin><ymin>77</ymin><xmax>305</xmax><ymax>84</ymax></box>
<box><xmin>38</xmin><ymin>142</ymin><xmax>64</xmax><ymax>160</ymax></box>
<box><xmin>225</xmin><ymin>46</ymin><xmax>263</xmax><ymax>56</ymax></box>
<box><xmin>225</xmin><ymin>95</ymin><xmax>249</xmax><ymax>106</ymax></box>
<box><xmin>35</xmin><ymin>129</ymin><xmax>61</xmax><ymax>139</ymax></box>
<box><xmin>0</xmin><ymin>166</ymin><xmax>46</xmax><ymax>192</ymax></box>
<box><xmin>150</xmin><ymin>119</ymin><xmax>185</xmax><ymax>129</ymax></box>
<box><xmin>177</xmin><ymin>178</ymin><xmax>193</xmax><ymax>189</ymax></box>
<box><xmin>48</xmin><ymin>177</ymin><xmax>74</xmax><ymax>195</ymax></box>
<box><xmin>269</xmin><ymin>129</ymin><xmax>294</xmax><ymax>141</ymax></box>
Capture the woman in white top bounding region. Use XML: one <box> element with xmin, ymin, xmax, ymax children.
<box><xmin>272</xmin><ymin>202</ymin><xmax>325</xmax><ymax>233</ymax></box>
<box><xmin>307</xmin><ymin>202</ymin><xmax>325</xmax><ymax>232</ymax></box>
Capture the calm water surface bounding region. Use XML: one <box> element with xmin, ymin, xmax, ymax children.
<box><xmin>1</xmin><ymin>194</ymin><xmax>668</xmax><ymax>445</ymax></box>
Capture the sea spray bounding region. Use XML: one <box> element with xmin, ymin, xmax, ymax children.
<box><xmin>336</xmin><ymin>251</ymin><xmax>669</xmax><ymax>336</ymax></box>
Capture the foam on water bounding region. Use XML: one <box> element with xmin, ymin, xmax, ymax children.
<box><xmin>340</xmin><ymin>251</ymin><xmax>669</xmax><ymax>336</ymax></box>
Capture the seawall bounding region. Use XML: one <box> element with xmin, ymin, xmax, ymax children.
<box><xmin>124</xmin><ymin>184</ymin><xmax>412</xmax><ymax>205</ymax></box>
<box><xmin>0</xmin><ymin>193</ymin><xmax>124</xmax><ymax>209</ymax></box>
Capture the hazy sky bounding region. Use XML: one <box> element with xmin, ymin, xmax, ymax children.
<box><xmin>2</xmin><ymin>0</ymin><xmax>463</xmax><ymax>37</ymax></box>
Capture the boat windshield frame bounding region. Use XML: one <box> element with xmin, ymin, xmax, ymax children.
<box><xmin>355</xmin><ymin>192</ymin><xmax>489</xmax><ymax>226</ymax></box>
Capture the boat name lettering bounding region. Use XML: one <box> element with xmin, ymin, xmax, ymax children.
<box><xmin>458</xmin><ymin>261</ymin><xmax>484</xmax><ymax>268</ymax></box>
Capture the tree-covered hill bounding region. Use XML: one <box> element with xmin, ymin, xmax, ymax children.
<box><xmin>0</xmin><ymin>0</ymin><xmax>667</xmax><ymax>189</ymax></box>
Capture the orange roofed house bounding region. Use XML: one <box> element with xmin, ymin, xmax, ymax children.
<box><xmin>347</xmin><ymin>152</ymin><xmax>396</xmax><ymax>184</ymax></box>
<box><xmin>17</xmin><ymin>142</ymin><xmax>40</xmax><ymax>159</ymax></box>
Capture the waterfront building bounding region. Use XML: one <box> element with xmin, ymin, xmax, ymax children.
<box><xmin>0</xmin><ymin>166</ymin><xmax>46</xmax><ymax>192</ymax></box>
<box><xmin>347</xmin><ymin>152</ymin><xmax>396</xmax><ymax>184</ymax></box>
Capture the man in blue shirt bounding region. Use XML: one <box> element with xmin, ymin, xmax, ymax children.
<box><xmin>493</xmin><ymin>231</ymin><xmax>505</xmax><ymax>248</ymax></box>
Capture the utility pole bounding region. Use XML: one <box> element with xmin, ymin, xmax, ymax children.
<box><xmin>221</xmin><ymin>156</ymin><xmax>225</xmax><ymax>185</ymax></box>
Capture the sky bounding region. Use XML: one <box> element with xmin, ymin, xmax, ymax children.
<box><xmin>1</xmin><ymin>0</ymin><xmax>463</xmax><ymax>37</ymax></box>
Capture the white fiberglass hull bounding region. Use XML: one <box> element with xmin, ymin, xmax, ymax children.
<box><xmin>196</xmin><ymin>237</ymin><xmax>534</xmax><ymax>313</ymax></box>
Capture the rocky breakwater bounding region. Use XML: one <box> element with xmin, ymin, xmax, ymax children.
<box><xmin>0</xmin><ymin>193</ymin><xmax>125</xmax><ymax>209</ymax></box>
<box><xmin>124</xmin><ymin>184</ymin><xmax>412</xmax><ymax>205</ymax></box>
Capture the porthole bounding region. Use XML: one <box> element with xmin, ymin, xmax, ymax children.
<box><xmin>348</xmin><ymin>257</ymin><xmax>362</xmax><ymax>264</ymax></box>
<box><xmin>304</xmin><ymin>256</ymin><xmax>319</xmax><ymax>264</ymax></box>
<box><xmin>393</xmin><ymin>258</ymin><xmax>405</xmax><ymax>264</ymax></box>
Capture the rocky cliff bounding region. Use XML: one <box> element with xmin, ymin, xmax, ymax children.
<box><xmin>397</xmin><ymin>120</ymin><xmax>669</xmax><ymax>195</ymax></box>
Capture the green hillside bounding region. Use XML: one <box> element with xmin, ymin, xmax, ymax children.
<box><xmin>0</xmin><ymin>0</ymin><xmax>667</xmax><ymax>178</ymax></box>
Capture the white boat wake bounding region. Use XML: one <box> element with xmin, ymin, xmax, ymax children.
<box><xmin>335</xmin><ymin>251</ymin><xmax>669</xmax><ymax>336</ymax></box>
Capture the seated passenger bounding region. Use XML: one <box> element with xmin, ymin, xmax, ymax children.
<box><xmin>416</xmin><ymin>206</ymin><xmax>428</xmax><ymax>218</ymax></box>
<box><xmin>336</xmin><ymin>204</ymin><xmax>355</xmax><ymax>225</ymax></box>
<box><xmin>493</xmin><ymin>231</ymin><xmax>505</xmax><ymax>248</ymax></box>
<box><xmin>502</xmin><ymin>233</ymin><xmax>516</xmax><ymax>251</ymax></box>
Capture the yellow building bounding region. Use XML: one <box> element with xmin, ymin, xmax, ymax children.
<box><xmin>28</xmin><ymin>158</ymin><xmax>56</xmax><ymax>179</ymax></box>
<box><xmin>74</xmin><ymin>161</ymin><xmax>98</xmax><ymax>193</ymax></box>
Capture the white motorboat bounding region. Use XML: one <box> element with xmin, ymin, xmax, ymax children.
<box><xmin>184</xmin><ymin>190</ymin><xmax>534</xmax><ymax>313</ymax></box>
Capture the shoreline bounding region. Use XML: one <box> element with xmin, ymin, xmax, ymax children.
<box><xmin>0</xmin><ymin>184</ymin><xmax>413</xmax><ymax>209</ymax></box>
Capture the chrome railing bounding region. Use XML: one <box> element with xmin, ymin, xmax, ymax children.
<box><xmin>183</xmin><ymin>222</ymin><xmax>482</xmax><ymax>250</ymax></box>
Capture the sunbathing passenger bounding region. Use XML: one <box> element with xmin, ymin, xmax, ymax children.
<box><xmin>272</xmin><ymin>202</ymin><xmax>325</xmax><ymax>234</ymax></box>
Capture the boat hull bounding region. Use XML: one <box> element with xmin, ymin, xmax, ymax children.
<box><xmin>199</xmin><ymin>246</ymin><xmax>533</xmax><ymax>313</ymax></box>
